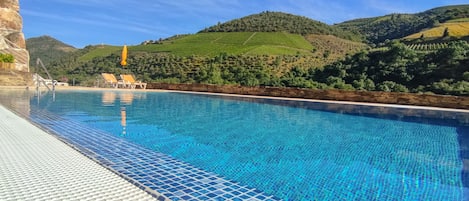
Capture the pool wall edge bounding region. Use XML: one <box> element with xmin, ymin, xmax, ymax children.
<box><xmin>147</xmin><ymin>83</ymin><xmax>469</xmax><ymax>110</ymax></box>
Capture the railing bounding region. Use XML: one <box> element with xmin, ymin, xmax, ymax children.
<box><xmin>33</xmin><ymin>58</ymin><xmax>55</xmax><ymax>92</ymax></box>
<box><xmin>33</xmin><ymin>73</ymin><xmax>55</xmax><ymax>92</ymax></box>
<box><xmin>35</xmin><ymin>58</ymin><xmax>52</xmax><ymax>80</ymax></box>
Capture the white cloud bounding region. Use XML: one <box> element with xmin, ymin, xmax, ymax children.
<box><xmin>21</xmin><ymin>9</ymin><xmax>65</xmax><ymax>21</ymax></box>
<box><xmin>361</xmin><ymin>0</ymin><xmax>413</xmax><ymax>13</ymax></box>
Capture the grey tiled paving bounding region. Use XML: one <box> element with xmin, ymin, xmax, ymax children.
<box><xmin>0</xmin><ymin>105</ymin><xmax>159</xmax><ymax>200</ymax></box>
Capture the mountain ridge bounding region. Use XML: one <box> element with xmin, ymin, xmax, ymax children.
<box><xmin>26</xmin><ymin>35</ymin><xmax>76</xmax><ymax>67</ymax></box>
<box><xmin>199</xmin><ymin>11</ymin><xmax>362</xmax><ymax>42</ymax></box>
<box><xmin>336</xmin><ymin>4</ymin><xmax>469</xmax><ymax>43</ymax></box>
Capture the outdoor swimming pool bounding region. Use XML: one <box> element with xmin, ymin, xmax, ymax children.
<box><xmin>2</xmin><ymin>89</ymin><xmax>469</xmax><ymax>200</ymax></box>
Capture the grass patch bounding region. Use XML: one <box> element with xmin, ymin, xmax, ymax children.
<box><xmin>76</xmin><ymin>32</ymin><xmax>365</xmax><ymax>67</ymax></box>
<box><xmin>79</xmin><ymin>45</ymin><xmax>121</xmax><ymax>61</ymax></box>
<box><xmin>132</xmin><ymin>32</ymin><xmax>313</xmax><ymax>57</ymax></box>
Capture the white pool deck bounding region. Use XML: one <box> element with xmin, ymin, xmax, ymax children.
<box><xmin>0</xmin><ymin>105</ymin><xmax>157</xmax><ymax>200</ymax></box>
<box><xmin>0</xmin><ymin>86</ymin><xmax>467</xmax><ymax>200</ymax></box>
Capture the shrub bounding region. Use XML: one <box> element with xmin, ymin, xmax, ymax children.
<box><xmin>0</xmin><ymin>53</ymin><xmax>14</xmax><ymax>63</ymax></box>
<box><xmin>377</xmin><ymin>81</ymin><xmax>409</xmax><ymax>92</ymax></box>
<box><xmin>463</xmin><ymin>72</ymin><xmax>469</xmax><ymax>81</ymax></box>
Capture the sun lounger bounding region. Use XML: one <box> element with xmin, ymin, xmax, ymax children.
<box><xmin>120</xmin><ymin>74</ymin><xmax>147</xmax><ymax>89</ymax></box>
<box><xmin>101</xmin><ymin>73</ymin><xmax>126</xmax><ymax>88</ymax></box>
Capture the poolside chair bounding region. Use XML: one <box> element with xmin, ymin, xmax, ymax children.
<box><xmin>120</xmin><ymin>74</ymin><xmax>147</xmax><ymax>89</ymax></box>
<box><xmin>101</xmin><ymin>73</ymin><xmax>126</xmax><ymax>88</ymax></box>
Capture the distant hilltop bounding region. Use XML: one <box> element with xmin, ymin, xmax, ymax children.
<box><xmin>199</xmin><ymin>11</ymin><xmax>362</xmax><ymax>42</ymax></box>
<box><xmin>26</xmin><ymin>35</ymin><xmax>77</xmax><ymax>67</ymax></box>
<box><xmin>336</xmin><ymin>4</ymin><xmax>469</xmax><ymax>44</ymax></box>
<box><xmin>200</xmin><ymin>5</ymin><xmax>469</xmax><ymax>44</ymax></box>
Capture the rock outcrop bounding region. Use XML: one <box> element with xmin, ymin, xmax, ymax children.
<box><xmin>0</xmin><ymin>0</ymin><xmax>29</xmax><ymax>72</ymax></box>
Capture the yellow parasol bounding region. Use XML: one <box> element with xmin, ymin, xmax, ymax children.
<box><xmin>120</xmin><ymin>45</ymin><xmax>128</xmax><ymax>66</ymax></box>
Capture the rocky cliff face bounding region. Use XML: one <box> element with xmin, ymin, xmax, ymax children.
<box><xmin>0</xmin><ymin>0</ymin><xmax>29</xmax><ymax>72</ymax></box>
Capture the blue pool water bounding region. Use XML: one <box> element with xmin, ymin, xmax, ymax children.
<box><xmin>7</xmin><ymin>90</ymin><xmax>469</xmax><ymax>200</ymax></box>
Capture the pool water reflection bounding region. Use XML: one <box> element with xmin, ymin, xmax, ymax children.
<box><xmin>1</xmin><ymin>89</ymin><xmax>469</xmax><ymax>201</ymax></box>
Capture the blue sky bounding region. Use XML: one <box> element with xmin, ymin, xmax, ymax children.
<box><xmin>20</xmin><ymin>0</ymin><xmax>468</xmax><ymax>48</ymax></box>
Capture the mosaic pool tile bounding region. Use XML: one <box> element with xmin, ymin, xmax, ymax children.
<box><xmin>13</xmin><ymin>108</ymin><xmax>279</xmax><ymax>201</ymax></box>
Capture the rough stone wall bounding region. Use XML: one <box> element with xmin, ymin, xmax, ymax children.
<box><xmin>0</xmin><ymin>0</ymin><xmax>29</xmax><ymax>72</ymax></box>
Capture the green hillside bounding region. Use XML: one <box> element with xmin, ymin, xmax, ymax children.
<box><xmin>26</xmin><ymin>35</ymin><xmax>76</xmax><ymax>67</ymax></box>
<box><xmin>79</xmin><ymin>45</ymin><xmax>121</xmax><ymax>61</ymax></box>
<box><xmin>132</xmin><ymin>32</ymin><xmax>314</xmax><ymax>57</ymax></box>
<box><xmin>336</xmin><ymin>4</ymin><xmax>469</xmax><ymax>44</ymax></box>
<box><xmin>29</xmin><ymin>11</ymin><xmax>367</xmax><ymax>64</ymax></box>
<box><xmin>200</xmin><ymin>11</ymin><xmax>362</xmax><ymax>42</ymax></box>
<box><xmin>78</xmin><ymin>32</ymin><xmax>367</xmax><ymax>69</ymax></box>
<box><xmin>76</xmin><ymin>32</ymin><xmax>316</xmax><ymax>60</ymax></box>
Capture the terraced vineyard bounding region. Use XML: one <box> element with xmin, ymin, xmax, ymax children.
<box><xmin>75</xmin><ymin>32</ymin><xmax>368</xmax><ymax>69</ymax></box>
<box><xmin>371</xmin><ymin>42</ymin><xmax>452</xmax><ymax>52</ymax></box>
<box><xmin>79</xmin><ymin>45</ymin><xmax>121</xmax><ymax>61</ymax></box>
<box><xmin>304</xmin><ymin>34</ymin><xmax>368</xmax><ymax>62</ymax></box>
<box><xmin>405</xmin><ymin>42</ymin><xmax>449</xmax><ymax>51</ymax></box>
<box><xmin>132</xmin><ymin>32</ymin><xmax>314</xmax><ymax>57</ymax></box>
<box><xmin>73</xmin><ymin>32</ymin><xmax>317</xmax><ymax>62</ymax></box>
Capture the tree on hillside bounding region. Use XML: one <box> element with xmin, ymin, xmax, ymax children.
<box><xmin>443</xmin><ymin>27</ymin><xmax>450</xmax><ymax>37</ymax></box>
<box><xmin>308</xmin><ymin>40</ymin><xmax>468</xmax><ymax>95</ymax></box>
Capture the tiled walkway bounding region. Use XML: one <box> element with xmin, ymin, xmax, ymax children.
<box><xmin>0</xmin><ymin>105</ymin><xmax>159</xmax><ymax>200</ymax></box>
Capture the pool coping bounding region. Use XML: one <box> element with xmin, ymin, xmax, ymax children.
<box><xmin>10</xmin><ymin>85</ymin><xmax>467</xmax><ymax>113</ymax></box>
<box><xmin>2</xmin><ymin>85</ymin><xmax>469</xmax><ymax>112</ymax></box>
<box><xmin>169</xmin><ymin>90</ymin><xmax>469</xmax><ymax>113</ymax></box>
